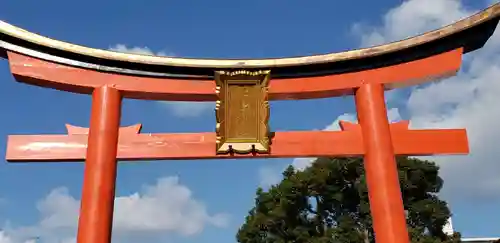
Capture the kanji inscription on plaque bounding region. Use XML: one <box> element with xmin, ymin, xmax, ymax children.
<box><xmin>215</xmin><ymin>70</ymin><xmax>270</xmax><ymax>154</ymax></box>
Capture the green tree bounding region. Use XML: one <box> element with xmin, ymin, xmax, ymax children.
<box><xmin>237</xmin><ymin>157</ymin><xmax>461</xmax><ymax>243</ymax></box>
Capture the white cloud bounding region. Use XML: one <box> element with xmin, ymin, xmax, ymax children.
<box><xmin>1</xmin><ymin>176</ymin><xmax>229</xmax><ymax>243</ymax></box>
<box><xmin>353</xmin><ymin>0</ymin><xmax>472</xmax><ymax>47</ymax></box>
<box><xmin>108</xmin><ymin>44</ymin><xmax>214</xmax><ymax>118</ymax></box>
<box><xmin>158</xmin><ymin>101</ymin><xmax>215</xmax><ymax>118</ymax></box>
<box><xmin>109</xmin><ymin>44</ymin><xmax>171</xmax><ymax>57</ymax></box>
<box><xmin>259</xmin><ymin>0</ymin><xmax>500</xmax><ymax>201</ymax></box>
<box><xmin>0</xmin><ymin>232</ymin><xmax>35</xmax><ymax>243</ymax></box>
<box><xmin>0</xmin><ymin>232</ymin><xmax>14</xmax><ymax>243</ymax></box>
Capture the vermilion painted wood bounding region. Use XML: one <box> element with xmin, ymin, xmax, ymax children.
<box><xmin>65</xmin><ymin>124</ymin><xmax>142</xmax><ymax>135</ymax></box>
<box><xmin>355</xmin><ymin>83</ymin><xmax>409</xmax><ymax>243</ymax></box>
<box><xmin>77</xmin><ymin>86</ymin><xmax>121</xmax><ymax>243</ymax></box>
<box><xmin>7</xmin><ymin>49</ymin><xmax>463</xmax><ymax>101</ymax></box>
<box><xmin>6</xmin><ymin>121</ymin><xmax>469</xmax><ymax>161</ymax></box>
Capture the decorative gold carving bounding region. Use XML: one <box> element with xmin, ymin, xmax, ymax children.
<box><xmin>215</xmin><ymin>70</ymin><xmax>271</xmax><ymax>154</ymax></box>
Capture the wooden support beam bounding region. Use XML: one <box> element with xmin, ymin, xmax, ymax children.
<box><xmin>6</xmin><ymin>121</ymin><xmax>468</xmax><ymax>162</ymax></box>
<box><xmin>7</xmin><ymin>49</ymin><xmax>462</xmax><ymax>101</ymax></box>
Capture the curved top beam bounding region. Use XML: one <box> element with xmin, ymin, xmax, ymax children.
<box><xmin>0</xmin><ymin>3</ymin><xmax>499</xmax><ymax>78</ymax></box>
<box><xmin>8</xmin><ymin>48</ymin><xmax>462</xmax><ymax>101</ymax></box>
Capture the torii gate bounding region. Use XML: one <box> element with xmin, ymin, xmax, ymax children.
<box><xmin>1</xmin><ymin>4</ymin><xmax>500</xmax><ymax>243</ymax></box>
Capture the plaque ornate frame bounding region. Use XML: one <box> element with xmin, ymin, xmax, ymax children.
<box><xmin>215</xmin><ymin>70</ymin><xmax>271</xmax><ymax>154</ymax></box>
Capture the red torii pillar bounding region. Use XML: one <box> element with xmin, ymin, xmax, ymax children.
<box><xmin>4</xmin><ymin>49</ymin><xmax>468</xmax><ymax>243</ymax></box>
<box><xmin>77</xmin><ymin>86</ymin><xmax>122</xmax><ymax>243</ymax></box>
<box><xmin>356</xmin><ymin>83</ymin><xmax>409</xmax><ymax>243</ymax></box>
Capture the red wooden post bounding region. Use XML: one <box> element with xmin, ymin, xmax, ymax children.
<box><xmin>76</xmin><ymin>86</ymin><xmax>122</xmax><ymax>243</ymax></box>
<box><xmin>355</xmin><ymin>83</ymin><xmax>410</xmax><ymax>243</ymax></box>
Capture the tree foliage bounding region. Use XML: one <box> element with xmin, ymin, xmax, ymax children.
<box><xmin>237</xmin><ymin>157</ymin><xmax>462</xmax><ymax>243</ymax></box>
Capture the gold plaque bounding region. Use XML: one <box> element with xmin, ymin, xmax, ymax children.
<box><xmin>215</xmin><ymin>70</ymin><xmax>271</xmax><ymax>154</ymax></box>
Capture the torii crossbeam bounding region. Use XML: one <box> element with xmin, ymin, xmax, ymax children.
<box><xmin>6</xmin><ymin>121</ymin><xmax>468</xmax><ymax>161</ymax></box>
<box><xmin>1</xmin><ymin>4</ymin><xmax>500</xmax><ymax>243</ymax></box>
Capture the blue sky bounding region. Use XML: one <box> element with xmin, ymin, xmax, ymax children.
<box><xmin>0</xmin><ymin>0</ymin><xmax>499</xmax><ymax>242</ymax></box>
